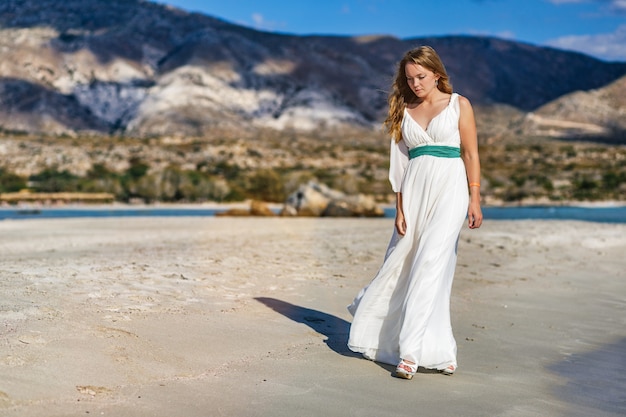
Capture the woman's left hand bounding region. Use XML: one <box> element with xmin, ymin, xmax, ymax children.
<box><xmin>467</xmin><ymin>202</ymin><xmax>483</xmax><ymax>229</ymax></box>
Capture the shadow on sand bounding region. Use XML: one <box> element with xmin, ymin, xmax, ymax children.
<box><xmin>547</xmin><ymin>337</ymin><xmax>626</xmax><ymax>415</ymax></box>
<box><xmin>254</xmin><ymin>297</ymin><xmax>447</xmax><ymax>377</ymax></box>
<box><xmin>255</xmin><ymin>297</ymin><xmax>360</xmax><ymax>358</ymax></box>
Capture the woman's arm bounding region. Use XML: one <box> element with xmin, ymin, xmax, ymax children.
<box><xmin>459</xmin><ymin>96</ymin><xmax>483</xmax><ymax>229</ymax></box>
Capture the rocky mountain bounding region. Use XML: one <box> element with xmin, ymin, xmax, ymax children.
<box><xmin>519</xmin><ymin>75</ymin><xmax>626</xmax><ymax>143</ymax></box>
<box><xmin>1</xmin><ymin>0</ymin><xmax>626</xmax><ymax>142</ymax></box>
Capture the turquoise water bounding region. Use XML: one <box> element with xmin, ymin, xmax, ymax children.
<box><xmin>1</xmin><ymin>205</ymin><xmax>625</xmax><ymax>223</ymax></box>
<box><xmin>476</xmin><ymin>205</ymin><xmax>626</xmax><ymax>223</ymax></box>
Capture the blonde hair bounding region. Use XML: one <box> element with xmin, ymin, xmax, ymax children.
<box><xmin>383</xmin><ymin>46</ymin><xmax>453</xmax><ymax>143</ymax></box>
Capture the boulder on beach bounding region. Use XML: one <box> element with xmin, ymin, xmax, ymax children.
<box><xmin>215</xmin><ymin>200</ymin><xmax>276</xmax><ymax>217</ymax></box>
<box><xmin>281</xmin><ymin>180</ymin><xmax>384</xmax><ymax>217</ymax></box>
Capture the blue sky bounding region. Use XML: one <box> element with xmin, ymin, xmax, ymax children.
<box><xmin>154</xmin><ymin>0</ymin><xmax>626</xmax><ymax>62</ymax></box>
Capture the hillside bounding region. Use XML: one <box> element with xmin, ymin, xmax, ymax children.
<box><xmin>0</xmin><ymin>0</ymin><xmax>625</xmax><ymax>206</ymax></box>
<box><xmin>0</xmin><ymin>0</ymin><xmax>625</xmax><ymax>141</ymax></box>
<box><xmin>519</xmin><ymin>75</ymin><xmax>626</xmax><ymax>144</ymax></box>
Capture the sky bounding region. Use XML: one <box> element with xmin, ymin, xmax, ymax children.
<box><xmin>154</xmin><ymin>0</ymin><xmax>626</xmax><ymax>62</ymax></box>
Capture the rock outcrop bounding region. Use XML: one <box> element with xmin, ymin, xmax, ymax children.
<box><xmin>281</xmin><ymin>181</ymin><xmax>384</xmax><ymax>217</ymax></box>
<box><xmin>215</xmin><ymin>200</ymin><xmax>276</xmax><ymax>217</ymax></box>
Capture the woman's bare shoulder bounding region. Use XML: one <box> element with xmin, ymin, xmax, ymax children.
<box><xmin>456</xmin><ymin>94</ymin><xmax>474</xmax><ymax>112</ymax></box>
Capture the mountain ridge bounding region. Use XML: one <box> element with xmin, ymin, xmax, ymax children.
<box><xmin>0</xmin><ymin>0</ymin><xmax>625</xmax><ymax>142</ymax></box>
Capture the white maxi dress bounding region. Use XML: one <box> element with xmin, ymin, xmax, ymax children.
<box><xmin>347</xmin><ymin>93</ymin><xmax>468</xmax><ymax>370</ymax></box>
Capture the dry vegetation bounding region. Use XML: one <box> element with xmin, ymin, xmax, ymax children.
<box><xmin>0</xmin><ymin>127</ymin><xmax>625</xmax><ymax>206</ymax></box>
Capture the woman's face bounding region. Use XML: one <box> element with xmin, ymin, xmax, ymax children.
<box><xmin>405</xmin><ymin>62</ymin><xmax>439</xmax><ymax>98</ymax></box>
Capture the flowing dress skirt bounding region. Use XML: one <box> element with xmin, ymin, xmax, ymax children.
<box><xmin>347</xmin><ymin>154</ymin><xmax>468</xmax><ymax>369</ymax></box>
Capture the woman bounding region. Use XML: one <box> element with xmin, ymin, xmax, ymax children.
<box><xmin>347</xmin><ymin>46</ymin><xmax>482</xmax><ymax>379</ymax></box>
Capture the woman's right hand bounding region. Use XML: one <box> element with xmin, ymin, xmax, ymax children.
<box><xmin>395</xmin><ymin>210</ymin><xmax>407</xmax><ymax>236</ymax></box>
<box><xmin>394</xmin><ymin>192</ymin><xmax>406</xmax><ymax>236</ymax></box>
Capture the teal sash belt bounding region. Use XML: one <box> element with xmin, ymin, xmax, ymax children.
<box><xmin>409</xmin><ymin>145</ymin><xmax>461</xmax><ymax>159</ymax></box>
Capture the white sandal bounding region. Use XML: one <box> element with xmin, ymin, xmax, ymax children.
<box><xmin>441</xmin><ymin>364</ymin><xmax>456</xmax><ymax>375</ymax></box>
<box><xmin>395</xmin><ymin>359</ymin><xmax>417</xmax><ymax>380</ymax></box>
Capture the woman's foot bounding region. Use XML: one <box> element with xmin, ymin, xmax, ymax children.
<box><xmin>441</xmin><ymin>364</ymin><xmax>456</xmax><ymax>375</ymax></box>
<box><xmin>395</xmin><ymin>359</ymin><xmax>417</xmax><ymax>380</ymax></box>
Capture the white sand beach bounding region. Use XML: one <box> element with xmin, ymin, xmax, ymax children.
<box><xmin>0</xmin><ymin>216</ymin><xmax>625</xmax><ymax>417</ymax></box>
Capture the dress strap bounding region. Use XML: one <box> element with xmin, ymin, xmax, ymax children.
<box><xmin>451</xmin><ymin>93</ymin><xmax>460</xmax><ymax>113</ymax></box>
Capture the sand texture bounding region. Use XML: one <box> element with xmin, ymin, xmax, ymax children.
<box><xmin>0</xmin><ymin>216</ymin><xmax>625</xmax><ymax>417</ymax></box>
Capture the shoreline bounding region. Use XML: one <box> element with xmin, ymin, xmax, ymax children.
<box><xmin>1</xmin><ymin>200</ymin><xmax>625</xmax><ymax>225</ymax></box>
<box><xmin>1</xmin><ymin>199</ymin><xmax>625</xmax><ymax>211</ymax></box>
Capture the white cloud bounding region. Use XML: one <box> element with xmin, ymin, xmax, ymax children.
<box><xmin>546</xmin><ymin>24</ymin><xmax>626</xmax><ymax>61</ymax></box>
<box><xmin>495</xmin><ymin>30</ymin><xmax>517</xmax><ymax>40</ymax></box>
<box><xmin>547</xmin><ymin>0</ymin><xmax>585</xmax><ymax>3</ymax></box>
<box><xmin>465</xmin><ymin>28</ymin><xmax>517</xmax><ymax>40</ymax></box>
<box><xmin>252</xmin><ymin>13</ymin><xmax>266</xmax><ymax>29</ymax></box>
<box><xmin>249</xmin><ymin>13</ymin><xmax>285</xmax><ymax>32</ymax></box>
<box><xmin>547</xmin><ymin>0</ymin><xmax>626</xmax><ymax>12</ymax></box>
<box><xmin>608</xmin><ymin>0</ymin><xmax>626</xmax><ymax>12</ymax></box>
<box><xmin>547</xmin><ymin>0</ymin><xmax>586</xmax><ymax>4</ymax></box>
